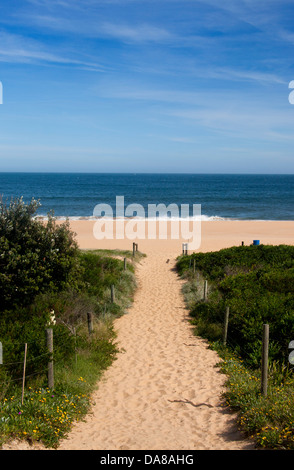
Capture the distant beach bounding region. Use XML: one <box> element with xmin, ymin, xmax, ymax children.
<box><xmin>10</xmin><ymin>171</ymin><xmax>290</xmax><ymax>254</ymax></box>
<box><xmin>65</xmin><ymin>219</ymin><xmax>294</xmax><ymax>254</ymax></box>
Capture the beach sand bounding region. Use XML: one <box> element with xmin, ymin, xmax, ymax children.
<box><xmin>56</xmin><ymin>220</ymin><xmax>293</xmax><ymax>451</ymax></box>
<box><xmin>3</xmin><ymin>220</ymin><xmax>294</xmax><ymax>451</ymax></box>
<box><xmin>68</xmin><ymin>219</ymin><xmax>294</xmax><ymax>254</ymax></box>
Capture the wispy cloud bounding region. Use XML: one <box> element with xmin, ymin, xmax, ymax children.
<box><xmin>205</xmin><ymin>67</ymin><xmax>287</xmax><ymax>85</ymax></box>
<box><xmin>0</xmin><ymin>31</ymin><xmax>107</xmax><ymax>71</ymax></box>
<box><xmin>97</xmin><ymin>84</ymin><xmax>204</xmax><ymax>104</ymax></box>
<box><xmin>164</xmin><ymin>104</ymin><xmax>294</xmax><ymax>142</ymax></box>
<box><xmin>17</xmin><ymin>11</ymin><xmax>176</xmax><ymax>44</ymax></box>
<box><xmin>100</xmin><ymin>22</ymin><xmax>174</xmax><ymax>43</ymax></box>
<box><xmin>93</xmin><ymin>75</ymin><xmax>294</xmax><ymax>146</ymax></box>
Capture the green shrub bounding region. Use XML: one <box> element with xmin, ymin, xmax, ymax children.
<box><xmin>0</xmin><ymin>198</ymin><xmax>139</xmax><ymax>448</ymax></box>
<box><xmin>0</xmin><ymin>197</ymin><xmax>80</xmax><ymax>310</ymax></box>
<box><xmin>178</xmin><ymin>245</ymin><xmax>294</xmax><ymax>450</ymax></box>
<box><xmin>177</xmin><ymin>245</ymin><xmax>294</xmax><ymax>367</ymax></box>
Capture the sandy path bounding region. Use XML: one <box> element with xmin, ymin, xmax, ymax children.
<box><xmin>3</xmin><ymin>220</ymin><xmax>293</xmax><ymax>451</ymax></box>
<box><xmin>58</xmin><ymin>251</ymin><xmax>254</xmax><ymax>451</ymax></box>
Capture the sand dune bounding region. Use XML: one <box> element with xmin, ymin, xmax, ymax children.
<box><xmin>5</xmin><ymin>220</ymin><xmax>294</xmax><ymax>450</ymax></box>
<box><xmin>57</xmin><ymin>219</ymin><xmax>274</xmax><ymax>450</ymax></box>
<box><xmin>58</xmin><ymin>251</ymin><xmax>254</xmax><ymax>450</ymax></box>
<box><xmin>57</xmin><ymin>220</ymin><xmax>293</xmax><ymax>450</ymax></box>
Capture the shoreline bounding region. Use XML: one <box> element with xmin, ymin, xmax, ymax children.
<box><xmin>36</xmin><ymin>215</ymin><xmax>294</xmax><ymax>222</ymax></box>
<box><xmin>57</xmin><ymin>219</ymin><xmax>294</xmax><ymax>254</ymax></box>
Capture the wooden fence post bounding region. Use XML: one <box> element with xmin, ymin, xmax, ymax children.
<box><xmin>111</xmin><ymin>284</ymin><xmax>115</xmax><ymax>303</ymax></box>
<box><xmin>73</xmin><ymin>327</ymin><xmax>77</xmax><ymax>365</ymax></box>
<box><xmin>203</xmin><ymin>280</ymin><xmax>208</xmax><ymax>300</ymax></box>
<box><xmin>46</xmin><ymin>328</ymin><xmax>54</xmax><ymax>389</ymax></box>
<box><xmin>21</xmin><ymin>343</ymin><xmax>28</xmax><ymax>405</ymax></box>
<box><xmin>223</xmin><ymin>307</ymin><xmax>230</xmax><ymax>346</ymax></box>
<box><xmin>87</xmin><ymin>312</ymin><xmax>93</xmax><ymax>335</ymax></box>
<box><xmin>261</xmin><ymin>324</ymin><xmax>269</xmax><ymax>397</ymax></box>
<box><xmin>133</xmin><ymin>242</ymin><xmax>136</xmax><ymax>256</ymax></box>
<box><xmin>124</xmin><ymin>257</ymin><xmax>127</xmax><ymax>270</ymax></box>
<box><xmin>182</xmin><ymin>243</ymin><xmax>188</xmax><ymax>255</ymax></box>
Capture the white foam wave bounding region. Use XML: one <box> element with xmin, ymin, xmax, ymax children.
<box><xmin>35</xmin><ymin>214</ymin><xmax>231</xmax><ymax>222</ymax></box>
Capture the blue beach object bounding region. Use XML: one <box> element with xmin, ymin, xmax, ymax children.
<box><xmin>253</xmin><ymin>240</ymin><xmax>260</xmax><ymax>245</ymax></box>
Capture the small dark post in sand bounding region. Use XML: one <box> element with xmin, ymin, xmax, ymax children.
<box><xmin>182</xmin><ymin>243</ymin><xmax>188</xmax><ymax>255</ymax></box>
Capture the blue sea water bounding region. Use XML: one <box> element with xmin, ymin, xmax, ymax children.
<box><xmin>0</xmin><ymin>173</ymin><xmax>293</xmax><ymax>220</ymax></box>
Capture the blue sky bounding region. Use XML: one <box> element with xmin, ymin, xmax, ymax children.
<box><xmin>0</xmin><ymin>0</ymin><xmax>294</xmax><ymax>173</ymax></box>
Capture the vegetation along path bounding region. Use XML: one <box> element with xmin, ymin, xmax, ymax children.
<box><xmin>58</xmin><ymin>251</ymin><xmax>254</xmax><ymax>450</ymax></box>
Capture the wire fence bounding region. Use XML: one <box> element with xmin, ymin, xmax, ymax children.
<box><xmin>185</xmin><ymin>273</ymin><xmax>292</xmax><ymax>397</ymax></box>
<box><xmin>0</xmin><ymin>251</ymin><xmax>136</xmax><ymax>398</ymax></box>
<box><xmin>0</xmin><ymin>312</ymin><xmax>97</xmax><ymax>395</ymax></box>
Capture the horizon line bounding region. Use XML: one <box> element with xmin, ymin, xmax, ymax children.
<box><xmin>0</xmin><ymin>171</ymin><xmax>293</xmax><ymax>176</ymax></box>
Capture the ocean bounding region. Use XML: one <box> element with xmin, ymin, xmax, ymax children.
<box><xmin>0</xmin><ymin>173</ymin><xmax>293</xmax><ymax>221</ymax></box>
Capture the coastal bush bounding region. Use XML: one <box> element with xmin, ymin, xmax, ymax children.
<box><xmin>177</xmin><ymin>244</ymin><xmax>294</xmax><ymax>449</ymax></box>
<box><xmin>0</xmin><ymin>248</ymin><xmax>137</xmax><ymax>389</ymax></box>
<box><xmin>0</xmin><ymin>198</ymin><xmax>139</xmax><ymax>448</ymax></box>
<box><xmin>216</xmin><ymin>346</ymin><xmax>294</xmax><ymax>449</ymax></box>
<box><xmin>0</xmin><ymin>320</ymin><xmax>118</xmax><ymax>448</ymax></box>
<box><xmin>177</xmin><ymin>245</ymin><xmax>294</xmax><ymax>368</ymax></box>
<box><xmin>0</xmin><ymin>197</ymin><xmax>80</xmax><ymax>311</ymax></box>
<box><xmin>177</xmin><ymin>245</ymin><xmax>294</xmax><ymax>280</ymax></box>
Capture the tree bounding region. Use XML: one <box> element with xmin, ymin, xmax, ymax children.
<box><xmin>0</xmin><ymin>197</ymin><xmax>80</xmax><ymax>311</ymax></box>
